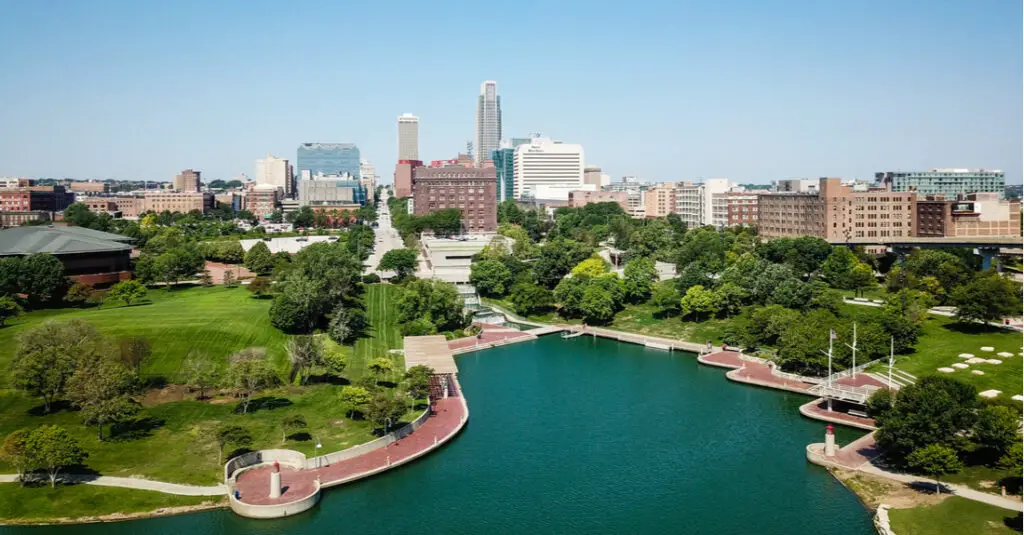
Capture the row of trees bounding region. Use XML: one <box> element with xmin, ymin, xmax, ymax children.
<box><xmin>388</xmin><ymin>197</ymin><xmax>463</xmax><ymax>239</ymax></box>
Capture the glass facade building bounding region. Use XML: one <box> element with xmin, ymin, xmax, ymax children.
<box><xmin>875</xmin><ymin>169</ymin><xmax>1005</xmax><ymax>198</ymax></box>
<box><xmin>296</xmin><ymin>143</ymin><xmax>361</xmax><ymax>177</ymax></box>
<box><xmin>491</xmin><ymin>137</ymin><xmax>531</xmax><ymax>202</ymax></box>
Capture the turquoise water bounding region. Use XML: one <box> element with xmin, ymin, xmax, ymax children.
<box><xmin>3</xmin><ymin>336</ymin><xmax>874</xmax><ymax>534</ymax></box>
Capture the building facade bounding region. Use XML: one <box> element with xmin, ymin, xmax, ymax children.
<box><xmin>69</xmin><ymin>181</ymin><xmax>109</xmax><ymax>194</ymax></box>
<box><xmin>298</xmin><ymin>176</ymin><xmax>365</xmax><ymax>208</ymax></box>
<box><xmin>583</xmin><ymin>165</ymin><xmax>604</xmax><ymax>188</ymax></box>
<box><xmin>512</xmin><ymin>137</ymin><xmax>584</xmax><ymax>201</ymax></box>
<box><xmin>644</xmin><ymin>183</ymin><xmax>677</xmax><ymax>218</ymax></box>
<box><xmin>255</xmin><ymin>154</ymin><xmax>294</xmax><ymax>198</ymax></box>
<box><xmin>674</xmin><ymin>179</ymin><xmax>730</xmax><ymax>227</ymax></box>
<box><xmin>245</xmin><ymin>184</ymin><xmax>282</xmax><ymax>220</ymax></box>
<box><xmin>492</xmin><ymin>138</ymin><xmax>531</xmax><ymax>202</ymax></box>
<box><xmin>474</xmin><ymin>81</ymin><xmax>501</xmax><ymax>166</ymax></box>
<box><xmin>296</xmin><ymin>143</ymin><xmax>361</xmax><ymax>177</ymax></box>
<box><xmin>774</xmin><ymin>179</ymin><xmax>819</xmax><ymax>193</ymax></box>
<box><xmin>915</xmin><ymin>193</ymin><xmax>1021</xmax><ymax>238</ymax></box>
<box><xmin>757</xmin><ymin>192</ymin><xmax>825</xmax><ymax>238</ymax></box>
<box><xmin>412</xmin><ymin>166</ymin><xmax>498</xmax><ymax>233</ymax></box>
<box><xmin>173</xmin><ymin>169</ymin><xmax>201</xmax><ymax>192</ymax></box>
<box><xmin>876</xmin><ymin>169</ymin><xmax>1005</xmax><ymax>198</ymax></box>
<box><xmin>397</xmin><ymin>114</ymin><xmax>419</xmax><ymax>161</ymax></box>
<box><xmin>711</xmin><ymin>192</ymin><xmax>760</xmax><ymax>228</ymax></box>
<box><xmin>0</xmin><ymin>186</ymin><xmax>73</xmax><ymax>213</ymax></box>
<box><xmin>568</xmin><ymin>190</ymin><xmax>629</xmax><ymax>211</ymax></box>
<box><xmin>143</xmin><ymin>191</ymin><xmax>214</xmax><ymax>214</ymax></box>
<box><xmin>394</xmin><ymin>160</ymin><xmax>421</xmax><ymax>198</ymax></box>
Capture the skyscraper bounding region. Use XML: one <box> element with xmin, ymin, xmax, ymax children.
<box><xmin>474</xmin><ymin>81</ymin><xmax>501</xmax><ymax>166</ymax></box>
<box><xmin>492</xmin><ymin>137</ymin><xmax>531</xmax><ymax>202</ymax></box>
<box><xmin>513</xmin><ymin>137</ymin><xmax>585</xmax><ymax>201</ymax></box>
<box><xmin>255</xmin><ymin>154</ymin><xmax>294</xmax><ymax>197</ymax></box>
<box><xmin>296</xmin><ymin>143</ymin><xmax>361</xmax><ymax>177</ymax></box>
<box><xmin>397</xmin><ymin>113</ymin><xmax>419</xmax><ymax>161</ymax></box>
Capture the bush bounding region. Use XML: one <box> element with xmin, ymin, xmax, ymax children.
<box><xmin>362</xmin><ymin>273</ymin><xmax>381</xmax><ymax>284</ymax></box>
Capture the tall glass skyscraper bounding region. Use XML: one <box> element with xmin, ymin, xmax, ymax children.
<box><xmin>474</xmin><ymin>81</ymin><xmax>501</xmax><ymax>166</ymax></box>
<box><xmin>492</xmin><ymin>137</ymin><xmax>531</xmax><ymax>202</ymax></box>
<box><xmin>296</xmin><ymin>143</ymin><xmax>361</xmax><ymax>177</ymax></box>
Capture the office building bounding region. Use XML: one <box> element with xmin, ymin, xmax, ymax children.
<box><xmin>173</xmin><ymin>169</ymin><xmax>201</xmax><ymax>192</ymax></box>
<box><xmin>0</xmin><ymin>186</ymin><xmax>73</xmax><ymax>213</ymax></box>
<box><xmin>513</xmin><ymin>137</ymin><xmax>584</xmax><ymax>201</ymax></box>
<box><xmin>412</xmin><ymin>166</ymin><xmax>498</xmax><ymax>233</ymax></box>
<box><xmin>419</xmin><ymin>235</ymin><xmax>509</xmax><ymax>283</ymax></box>
<box><xmin>876</xmin><ymin>169</ymin><xmax>1005</xmax><ymax>198</ymax></box>
<box><xmin>298</xmin><ymin>174</ymin><xmax>366</xmax><ymax>208</ymax></box>
<box><xmin>568</xmin><ymin>190</ymin><xmax>629</xmax><ymax>211</ymax></box>
<box><xmin>583</xmin><ymin>166</ymin><xmax>605</xmax><ymax>188</ymax></box>
<box><xmin>296</xmin><ymin>143</ymin><xmax>361</xmax><ymax>178</ymax></box>
<box><xmin>915</xmin><ymin>193</ymin><xmax>1021</xmax><ymax>238</ymax></box>
<box><xmin>398</xmin><ymin>114</ymin><xmax>419</xmax><ymax>161</ymax></box>
<box><xmin>143</xmin><ymin>191</ymin><xmax>214</xmax><ymax>214</ymax></box>
<box><xmin>711</xmin><ymin>191</ymin><xmax>760</xmax><ymax>228</ymax></box>
<box><xmin>255</xmin><ymin>154</ymin><xmax>294</xmax><ymax>198</ymax></box>
<box><xmin>492</xmin><ymin>137</ymin><xmax>531</xmax><ymax>202</ymax></box>
<box><xmin>644</xmin><ymin>183</ymin><xmax>678</xmax><ymax>218</ymax></box>
<box><xmin>394</xmin><ymin>160</ymin><xmax>421</xmax><ymax>198</ymax></box>
<box><xmin>674</xmin><ymin>179</ymin><xmax>730</xmax><ymax>227</ymax></box>
<box><xmin>69</xmin><ymin>181</ymin><xmax>109</xmax><ymax>194</ymax></box>
<box><xmin>774</xmin><ymin>179</ymin><xmax>819</xmax><ymax>193</ymax></box>
<box><xmin>245</xmin><ymin>184</ymin><xmax>282</xmax><ymax>220</ymax></box>
<box><xmin>474</xmin><ymin>81</ymin><xmax>502</xmax><ymax>166</ymax></box>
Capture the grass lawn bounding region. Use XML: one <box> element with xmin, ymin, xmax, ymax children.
<box><xmin>0</xmin><ymin>283</ymin><xmax>414</xmax><ymax>486</ymax></box>
<box><xmin>840</xmin><ymin>284</ymin><xmax>888</xmax><ymax>302</ymax></box>
<box><xmin>0</xmin><ymin>484</ymin><xmax>219</xmax><ymax>524</ymax></box>
<box><xmin>606</xmin><ymin>303</ymin><xmax>734</xmax><ymax>344</ymax></box>
<box><xmin>0</xmin><ymin>285</ymin><xmax>289</xmax><ymax>385</ymax></box>
<box><xmin>888</xmin><ymin>496</ymin><xmax>1022</xmax><ymax>535</ymax></box>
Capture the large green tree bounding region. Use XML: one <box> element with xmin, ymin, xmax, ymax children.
<box><xmin>378</xmin><ymin>248</ymin><xmax>418</xmax><ymax>280</ymax></box>
<box><xmin>950</xmin><ymin>270</ymin><xmax>1023</xmax><ymax>325</ymax></box>
<box><xmin>396</xmin><ymin>279</ymin><xmax>466</xmax><ymax>334</ymax></box>
<box><xmin>12</xmin><ymin>320</ymin><xmax>106</xmax><ymax>413</ymax></box>
<box><xmin>244</xmin><ymin>241</ymin><xmax>275</xmax><ymax>274</ymax></box>
<box><xmin>26</xmin><ymin>425</ymin><xmax>85</xmax><ymax>488</ymax></box>
<box><xmin>105</xmin><ymin>280</ymin><xmax>147</xmax><ymax>307</ymax></box>
<box><xmin>623</xmin><ymin>257</ymin><xmax>658</xmax><ymax>303</ymax></box>
<box><xmin>67</xmin><ymin>355</ymin><xmax>139</xmax><ymax>441</ymax></box>
<box><xmin>906</xmin><ymin>444</ymin><xmax>963</xmax><ymax>494</ymax></box>
<box><xmin>469</xmin><ymin>259</ymin><xmax>513</xmax><ymax>297</ymax></box>
<box><xmin>875</xmin><ymin>376</ymin><xmax>978</xmax><ymax>461</ymax></box>
<box><xmin>509</xmin><ymin>282</ymin><xmax>553</xmax><ymax>317</ymax></box>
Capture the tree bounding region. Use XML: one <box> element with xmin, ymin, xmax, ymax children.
<box><xmin>365</xmin><ymin>393</ymin><xmax>406</xmax><ymax>434</ymax></box>
<box><xmin>875</xmin><ymin>376</ymin><xmax>978</xmax><ymax>460</ymax></box>
<box><xmin>26</xmin><ymin>425</ymin><xmax>85</xmax><ymax>488</ymax></box>
<box><xmin>848</xmin><ymin>263</ymin><xmax>876</xmax><ymax>297</ymax></box>
<box><xmin>12</xmin><ymin>320</ymin><xmax>105</xmax><ymax>413</ymax></box>
<box><xmin>714</xmin><ymin>282</ymin><xmax>747</xmax><ymax>317</ymax></box>
<box><xmin>821</xmin><ymin>247</ymin><xmax>860</xmax><ymax>289</ymax></box>
<box><xmin>534</xmin><ymin>238</ymin><xmax>593</xmax><ymax>288</ymax></box>
<box><xmin>328</xmin><ymin>303</ymin><xmax>367</xmax><ymax>344</ymax></box>
<box><xmin>184</xmin><ymin>356</ymin><xmax>218</xmax><ymax>400</ymax></box>
<box><xmin>377</xmin><ymin>248</ymin><xmax>418</xmax><ymax>280</ymax></box>
<box><xmin>118</xmin><ymin>336</ymin><xmax>152</xmax><ymax>374</ymax></box>
<box><xmin>554</xmin><ymin>275</ymin><xmax>590</xmax><ymax>317</ymax></box>
<box><xmin>767</xmin><ymin>279</ymin><xmax>813</xmax><ymax>310</ymax></box>
<box><xmin>623</xmin><ymin>257</ymin><xmax>658</xmax><ymax>303</ymax></box>
<box><xmin>20</xmin><ymin>253</ymin><xmax>69</xmax><ymax>308</ymax></box>
<box><xmin>215</xmin><ymin>424</ymin><xmax>253</xmax><ymax>464</ymax></box>
<box><xmin>198</xmin><ymin>269</ymin><xmax>213</xmax><ymax>287</ymax></box>
<box><xmin>405</xmin><ymin>365</ymin><xmax>433</xmax><ymax>401</ymax></box>
<box><xmin>321</xmin><ymin>350</ymin><xmax>347</xmax><ymax>377</ymax></box>
<box><xmin>244</xmin><ymin>241</ymin><xmax>275</xmax><ymax>275</ymax></box>
<box><xmin>469</xmin><ymin>260</ymin><xmax>513</xmax><ymax>297</ymax></box>
<box><xmin>396</xmin><ymin>279</ymin><xmax>466</xmax><ymax>333</ymax></box>
<box><xmin>247</xmin><ymin>276</ymin><xmax>272</xmax><ymax>298</ymax></box>
<box><xmin>285</xmin><ymin>335</ymin><xmax>323</xmax><ymax>385</ymax></box>
<box><xmin>367</xmin><ymin>357</ymin><xmax>395</xmax><ymax>385</ymax></box>
<box><xmin>950</xmin><ymin>270</ymin><xmax>1023</xmax><ymax>324</ymax></box>
<box><xmin>67</xmin><ymin>356</ymin><xmax>139</xmax><ymax>441</ymax></box>
<box><xmin>281</xmin><ymin>414</ymin><xmax>308</xmax><ymax>443</ymax></box>
<box><xmin>1</xmin><ymin>430</ymin><xmax>32</xmax><ymax>485</ymax></box>
<box><xmin>906</xmin><ymin>444</ymin><xmax>963</xmax><ymax>494</ymax></box>
<box><xmin>340</xmin><ymin>385</ymin><xmax>372</xmax><ymax>418</ymax></box>
<box><xmin>0</xmin><ymin>296</ymin><xmax>23</xmax><ymax>327</ymax></box>
<box><xmin>649</xmin><ymin>280</ymin><xmax>681</xmax><ymax>316</ymax></box>
<box><xmin>223</xmin><ymin>269</ymin><xmax>237</xmax><ymax>287</ymax></box>
<box><xmin>509</xmin><ymin>283</ymin><xmax>554</xmax><ymax>317</ymax></box>
<box><xmin>105</xmin><ymin>280</ymin><xmax>148</xmax><ymax>307</ymax></box>
<box><xmin>679</xmin><ymin>285</ymin><xmax>719</xmax><ymax>321</ymax></box>
<box><xmin>63</xmin><ymin>283</ymin><xmax>93</xmax><ymax>307</ymax></box>
<box><xmin>735</xmin><ymin>305</ymin><xmax>802</xmax><ymax>349</ymax></box>
<box><xmin>973</xmin><ymin>405</ymin><xmax>1021</xmax><ymax>459</ymax></box>
<box><xmin>571</xmin><ymin>256</ymin><xmax>609</xmax><ymax>278</ymax></box>
<box><xmin>579</xmin><ymin>284</ymin><xmax>616</xmax><ymax>324</ymax></box>
<box><xmin>227</xmin><ymin>348</ymin><xmax>277</xmax><ymax>414</ymax></box>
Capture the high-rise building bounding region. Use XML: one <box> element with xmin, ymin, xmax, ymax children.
<box><xmin>255</xmin><ymin>154</ymin><xmax>294</xmax><ymax>198</ymax></box>
<box><xmin>583</xmin><ymin>166</ymin><xmax>604</xmax><ymax>188</ymax></box>
<box><xmin>675</xmin><ymin>179</ymin><xmax>731</xmax><ymax>227</ymax></box>
<box><xmin>492</xmin><ymin>137</ymin><xmax>531</xmax><ymax>202</ymax></box>
<box><xmin>644</xmin><ymin>183</ymin><xmax>678</xmax><ymax>218</ymax></box>
<box><xmin>412</xmin><ymin>166</ymin><xmax>498</xmax><ymax>233</ymax></box>
<box><xmin>296</xmin><ymin>143</ymin><xmax>361</xmax><ymax>177</ymax></box>
<box><xmin>876</xmin><ymin>169</ymin><xmax>1005</xmax><ymax>198</ymax></box>
<box><xmin>513</xmin><ymin>137</ymin><xmax>584</xmax><ymax>201</ymax></box>
<box><xmin>711</xmin><ymin>191</ymin><xmax>761</xmax><ymax>228</ymax></box>
<box><xmin>173</xmin><ymin>169</ymin><xmax>201</xmax><ymax>192</ymax></box>
<box><xmin>474</xmin><ymin>81</ymin><xmax>502</xmax><ymax>166</ymax></box>
<box><xmin>397</xmin><ymin>114</ymin><xmax>419</xmax><ymax>161</ymax></box>
<box><xmin>915</xmin><ymin>193</ymin><xmax>1021</xmax><ymax>238</ymax></box>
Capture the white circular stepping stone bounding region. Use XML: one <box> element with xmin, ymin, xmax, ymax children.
<box><xmin>980</xmin><ymin>346</ymin><xmax>994</xmax><ymax>352</ymax></box>
<box><xmin>979</xmin><ymin>389</ymin><xmax>1002</xmax><ymax>398</ymax></box>
<box><xmin>952</xmin><ymin>363</ymin><xmax>969</xmax><ymax>369</ymax></box>
<box><xmin>971</xmin><ymin>370</ymin><xmax>985</xmax><ymax>375</ymax></box>
<box><xmin>997</xmin><ymin>352</ymin><xmax>1014</xmax><ymax>358</ymax></box>
<box><xmin>958</xmin><ymin>353</ymin><xmax>974</xmax><ymax>358</ymax></box>
<box><xmin>985</xmin><ymin>359</ymin><xmax>1002</xmax><ymax>365</ymax></box>
<box><xmin>967</xmin><ymin>358</ymin><xmax>986</xmax><ymax>364</ymax></box>
<box><xmin>937</xmin><ymin>367</ymin><xmax>956</xmax><ymax>373</ymax></box>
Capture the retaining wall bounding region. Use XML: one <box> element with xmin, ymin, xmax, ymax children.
<box><xmin>224</xmin><ymin>449</ymin><xmax>308</xmax><ymax>483</ymax></box>
<box><xmin>310</xmin><ymin>405</ymin><xmax>432</xmax><ymax>468</ymax></box>
<box><xmin>228</xmin><ymin>480</ymin><xmax>320</xmax><ymax>519</ymax></box>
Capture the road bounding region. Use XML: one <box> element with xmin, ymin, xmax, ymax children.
<box><xmin>364</xmin><ymin>190</ymin><xmax>404</xmax><ymax>278</ymax></box>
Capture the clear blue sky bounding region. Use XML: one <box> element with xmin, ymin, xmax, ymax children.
<box><xmin>0</xmin><ymin>0</ymin><xmax>1020</xmax><ymax>185</ymax></box>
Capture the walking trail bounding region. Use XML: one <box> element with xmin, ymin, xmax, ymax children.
<box><xmin>0</xmin><ymin>474</ymin><xmax>227</xmax><ymax>496</ymax></box>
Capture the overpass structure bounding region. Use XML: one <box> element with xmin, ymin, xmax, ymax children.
<box><xmin>827</xmin><ymin>236</ymin><xmax>1023</xmax><ymax>269</ymax></box>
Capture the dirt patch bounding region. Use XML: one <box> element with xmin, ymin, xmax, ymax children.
<box><xmin>139</xmin><ymin>385</ymin><xmax>190</xmax><ymax>407</ymax></box>
<box><xmin>833</xmin><ymin>468</ymin><xmax>949</xmax><ymax>509</ymax></box>
<box><xmin>208</xmin><ymin>397</ymin><xmax>235</xmax><ymax>405</ymax></box>
<box><xmin>329</xmin><ymin>420</ymin><xmax>347</xmax><ymax>427</ymax></box>
<box><xmin>13</xmin><ymin>499</ymin><xmax>227</xmax><ymax>526</ymax></box>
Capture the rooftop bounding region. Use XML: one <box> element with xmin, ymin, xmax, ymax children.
<box><xmin>403</xmin><ymin>335</ymin><xmax>458</xmax><ymax>375</ymax></box>
<box><xmin>0</xmin><ymin>226</ymin><xmax>134</xmax><ymax>256</ymax></box>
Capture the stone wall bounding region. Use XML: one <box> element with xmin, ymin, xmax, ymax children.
<box><xmin>224</xmin><ymin>449</ymin><xmax>308</xmax><ymax>483</ymax></box>
<box><xmin>309</xmin><ymin>405</ymin><xmax>431</xmax><ymax>468</ymax></box>
<box><xmin>227</xmin><ymin>480</ymin><xmax>320</xmax><ymax>519</ymax></box>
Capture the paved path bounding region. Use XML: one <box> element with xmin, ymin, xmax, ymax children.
<box><xmin>448</xmin><ymin>323</ymin><xmax>535</xmax><ymax>353</ymax></box>
<box><xmin>364</xmin><ymin>190</ymin><xmax>402</xmax><ymax>278</ymax></box>
<box><xmin>0</xmin><ymin>474</ymin><xmax>227</xmax><ymax>496</ymax></box>
<box><xmin>234</xmin><ymin>395</ymin><xmax>466</xmax><ymax>506</ymax></box>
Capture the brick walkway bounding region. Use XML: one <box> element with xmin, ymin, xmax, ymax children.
<box><xmin>448</xmin><ymin>324</ymin><xmax>534</xmax><ymax>352</ymax></box>
<box><xmin>234</xmin><ymin>396</ymin><xmax>466</xmax><ymax>506</ymax></box>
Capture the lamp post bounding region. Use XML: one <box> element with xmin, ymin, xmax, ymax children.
<box><xmin>315</xmin><ymin>438</ymin><xmax>322</xmax><ymax>468</ymax></box>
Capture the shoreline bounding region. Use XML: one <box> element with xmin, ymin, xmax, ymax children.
<box><xmin>1</xmin><ymin>499</ymin><xmax>228</xmax><ymax>526</ymax></box>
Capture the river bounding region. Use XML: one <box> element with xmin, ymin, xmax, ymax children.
<box><xmin>3</xmin><ymin>335</ymin><xmax>874</xmax><ymax>534</ymax></box>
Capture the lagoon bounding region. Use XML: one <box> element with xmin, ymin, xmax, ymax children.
<box><xmin>2</xmin><ymin>335</ymin><xmax>874</xmax><ymax>534</ymax></box>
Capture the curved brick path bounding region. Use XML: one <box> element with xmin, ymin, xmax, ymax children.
<box><xmin>234</xmin><ymin>396</ymin><xmax>466</xmax><ymax>506</ymax></box>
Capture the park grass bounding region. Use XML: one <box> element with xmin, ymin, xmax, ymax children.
<box><xmin>0</xmin><ymin>484</ymin><xmax>219</xmax><ymax>524</ymax></box>
<box><xmin>0</xmin><ymin>285</ymin><xmax>289</xmax><ymax>385</ymax></box>
<box><xmin>329</xmin><ymin>283</ymin><xmax>405</xmax><ymax>378</ymax></box>
<box><xmin>606</xmin><ymin>303</ymin><xmax>734</xmax><ymax>344</ymax></box>
<box><xmin>888</xmin><ymin>496</ymin><xmax>1021</xmax><ymax>535</ymax></box>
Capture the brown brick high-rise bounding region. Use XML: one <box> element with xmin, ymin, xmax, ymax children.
<box><xmin>412</xmin><ymin>166</ymin><xmax>497</xmax><ymax>233</ymax></box>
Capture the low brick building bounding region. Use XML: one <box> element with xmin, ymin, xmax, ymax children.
<box><xmin>0</xmin><ymin>226</ymin><xmax>133</xmax><ymax>286</ymax></box>
<box><xmin>567</xmin><ymin>190</ymin><xmax>629</xmax><ymax>211</ymax></box>
<box><xmin>915</xmin><ymin>193</ymin><xmax>1022</xmax><ymax>238</ymax></box>
<box><xmin>0</xmin><ymin>186</ymin><xmax>73</xmax><ymax>213</ymax></box>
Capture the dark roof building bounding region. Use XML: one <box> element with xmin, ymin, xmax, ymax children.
<box><xmin>0</xmin><ymin>226</ymin><xmax>133</xmax><ymax>286</ymax></box>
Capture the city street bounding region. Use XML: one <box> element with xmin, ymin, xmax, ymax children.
<box><xmin>364</xmin><ymin>189</ymin><xmax>403</xmax><ymax>278</ymax></box>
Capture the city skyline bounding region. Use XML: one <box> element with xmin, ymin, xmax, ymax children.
<box><xmin>0</xmin><ymin>1</ymin><xmax>1020</xmax><ymax>184</ymax></box>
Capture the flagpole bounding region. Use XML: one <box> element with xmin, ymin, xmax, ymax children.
<box><xmin>844</xmin><ymin>322</ymin><xmax>858</xmax><ymax>380</ymax></box>
<box><xmin>888</xmin><ymin>336</ymin><xmax>895</xmax><ymax>399</ymax></box>
<box><xmin>827</xmin><ymin>332</ymin><xmax>833</xmax><ymax>388</ymax></box>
